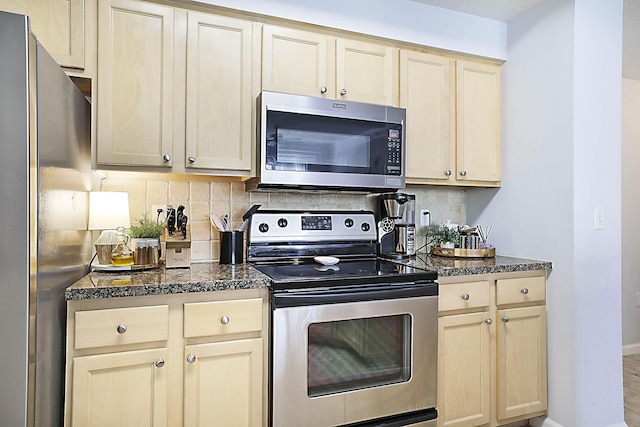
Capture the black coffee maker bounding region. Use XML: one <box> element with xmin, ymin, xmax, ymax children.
<box><xmin>377</xmin><ymin>193</ymin><xmax>416</xmax><ymax>259</ymax></box>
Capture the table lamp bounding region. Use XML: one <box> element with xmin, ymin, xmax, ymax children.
<box><xmin>88</xmin><ymin>191</ymin><xmax>131</xmax><ymax>264</ymax></box>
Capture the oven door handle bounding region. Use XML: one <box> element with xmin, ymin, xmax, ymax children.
<box><xmin>272</xmin><ymin>281</ymin><xmax>437</xmax><ymax>309</ymax></box>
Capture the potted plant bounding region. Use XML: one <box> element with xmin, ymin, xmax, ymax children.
<box><xmin>127</xmin><ymin>214</ymin><xmax>165</xmax><ymax>265</ymax></box>
<box><xmin>426</xmin><ymin>224</ymin><xmax>460</xmax><ymax>250</ymax></box>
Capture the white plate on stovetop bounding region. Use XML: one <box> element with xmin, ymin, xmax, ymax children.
<box><xmin>314</xmin><ymin>256</ymin><xmax>340</xmax><ymax>266</ymax></box>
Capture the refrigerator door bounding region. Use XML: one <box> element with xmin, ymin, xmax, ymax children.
<box><xmin>0</xmin><ymin>10</ymin><xmax>92</xmax><ymax>427</ymax></box>
<box><xmin>0</xmin><ymin>12</ymin><xmax>32</xmax><ymax>427</ymax></box>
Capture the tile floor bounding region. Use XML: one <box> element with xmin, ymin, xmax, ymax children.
<box><xmin>625</xmin><ymin>353</ymin><xmax>640</xmax><ymax>427</ymax></box>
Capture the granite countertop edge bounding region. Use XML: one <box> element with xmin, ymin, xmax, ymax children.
<box><xmin>66</xmin><ymin>255</ymin><xmax>552</xmax><ymax>301</ymax></box>
<box><xmin>406</xmin><ymin>253</ymin><xmax>552</xmax><ymax>277</ymax></box>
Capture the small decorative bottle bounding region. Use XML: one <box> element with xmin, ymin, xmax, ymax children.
<box><xmin>111</xmin><ymin>227</ymin><xmax>134</xmax><ymax>266</ymax></box>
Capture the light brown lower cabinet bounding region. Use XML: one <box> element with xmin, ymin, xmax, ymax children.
<box><xmin>64</xmin><ymin>289</ymin><xmax>267</xmax><ymax>427</ymax></box>
<box><xmin>437</xmin><ymin>271</ymin><xmax>547</xmax><ymax>427</ymax></box>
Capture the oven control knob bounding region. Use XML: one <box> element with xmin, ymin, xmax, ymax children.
<box><xmin>258</xmin><ymin>223</ymin><xmax>269</xmax><ymax>233</ymax></box>
<box><xmin>361</xmin><ymin>222</ymin><xmax>371</xmax><ymax>232</ymax></box>
<box><xmin>344</xmin><ymin>218</ymin><xmax>354</xmax><ymax>228</ymax></box>
<box><xmin>277</xmin><ymin>218</ymin><xmax>288</xmax><ymax>228</ymax></box>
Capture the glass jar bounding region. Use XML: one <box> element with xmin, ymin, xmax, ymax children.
<box><xmin>111</xmin><ymin>227</ymin><xmax>134</xmax><ymax>266</ymax></box>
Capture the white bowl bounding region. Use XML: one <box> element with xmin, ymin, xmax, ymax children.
<box><xmin>314</xmin><ymin>256</ymin><xmax>340</xmax><ymax>266</ymax></box>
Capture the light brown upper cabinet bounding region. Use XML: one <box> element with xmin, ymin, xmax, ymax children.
<box><xmin>0</xmin><ymin>0</ymin><xmax>85</xmax><ymax>69</ymax></box>
<box><xmin>402</xmin><ymin>51</ymin><xmax>502</xmax><ymax>187</ymax></box>
<box><xmin>96</xmin><ymin>0</ymin><xmax>255</xmax><ymax>175</ymax></box>
<box><xmin>262</xmin><ymin>25</ymin><xmax>398</xmax><ymax>106</ymax></box>
<box><xmin>400</xmin><ymin>50</ymin><xmax>455</xmax><ymax>183</ymax></box>
<box><xmin>456</xmin><ymin>60</ymin><xmax>502</xmax><ymax>184</ymax></box>
<box><xmin>96</xmin><ymin>0</ymin><xmax>175</xmax><ymax>168</ymax></box>
<box><xmin>184</xmin><ymin>11</ymin><xmax>253</xmax><ymax>172</ymax></box>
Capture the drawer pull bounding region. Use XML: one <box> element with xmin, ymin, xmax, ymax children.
<box><xmin>155</xmin><ymin>358</ymin><xmax>165</xmax><ymax>368</ymax></box>
<box><xmin>187</xmin><ymin>354</ymin><xmax>196</xmax><ymax>364</ymax></box>
<box><xmin>484</xmin><ymin>318</ymin><xmax>493</xmax><ymax>325</ymax></box>
<box><xmin>502</xmin><ymin>316</ymin><xmax>510</xmax><ymax>323</ymax></box>
<box><xmin>220</xmin><ymin>315</ymin><xmax>230</xmax><ymax>325</ymax></box>
<box><xmin>461</xmin><ymin>293</ymin><xmax>470</xmax><ymax>301</ymax></box>
<box><xmin>116</xmin><ymin>324</ymin><xmax>127</xmax><ymax>334</ymax></box>
<box><xmin>521</xmin><ymin>288</ymin><xmax>529</xmax><ymax>295</ymax></box>
<box><xmin>320</xmin><ymin>86</ymin><xmax>328</xmax><ymax>94</ymax></box>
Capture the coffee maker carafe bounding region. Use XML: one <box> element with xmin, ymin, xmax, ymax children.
<box><xmin>377</xmin><ymin>193</ymin><xmax>416</xmax><ymax>259</ymax></box>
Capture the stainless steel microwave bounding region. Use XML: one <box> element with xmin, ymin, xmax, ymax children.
<box><xmin>252</xmin><ymin>91</ymin><xmax>406</xmax><ymax>191</ymax></box>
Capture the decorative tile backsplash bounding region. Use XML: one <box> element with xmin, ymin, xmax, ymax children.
<box><xmin>100</xmin><ymin>174</ymin><xmax>466</xmax><ymax>261</ymax></box>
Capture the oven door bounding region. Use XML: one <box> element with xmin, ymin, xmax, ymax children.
<box><xmin>271</xmin><ymin>284</ymin><xmax>438</xmax><ymax>427</ymax></box>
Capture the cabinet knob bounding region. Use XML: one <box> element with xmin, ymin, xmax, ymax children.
<box><xmin>188</xmin><ymin>156</ymin><xmax>196</xmax><ymax>163</ymax></box>
<box><xmin>320</xmin><ymin>86</ymin><xmax>328</xmax><ymax>94</ymax></box>
<box><xmin>162</xmin><ymin>154</ymin><xmax>171</xmax><ymax>162</ymax></box>
<box><xmin>340</xmin><ymin>88</ymin><xmax>347</xmax><ymax>96</ymax></box>
<box><xmin>117</xmin><ymin>324</ymin><xmax>127</xmax><ymax>334</ymax></box>
<box><xmin>155</xmin><ymin>358</ymin><xmax>165</xmax><ymax>368</ymax></box>
<box><xmin>484</xmin><ymin>318</ymin><xmax>493</xmax><ymax>325</ymax></box>
<box><xmin>187</xmin><ymin>354</ymin><xmax>196</xmax><ymax>364</ymax></box>
<box><xmin>460</xmin><ymin>170</ymin><xmax>467</xmax><ymax>177</ymax></box>
<box><xmin>521</xmin><ymin>288</ymin><xmax>529</xmax><ymax>295</ymax></box>
<box><xmin>445</xmin><ymin>170</ymin><xmax>452</xmax><ymax>177</ymax></box>
<box><xmin>502</xmin><ymin>316</ymin><xmax>510</xmax><ymax>323</ymax></box>
<box><xmin>220</xmin><ymin>315</ymin><xmax>230</xmax><ymax>325</ymax></box>
<box><xmin>461</xmin><ymin>293</ymin><xmax>470</xmax><ymax>301</ymax></box>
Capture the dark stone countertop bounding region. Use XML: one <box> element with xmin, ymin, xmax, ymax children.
<box><xmin>402</xmin><ymin>253</ymin><xmax>552</xmax><ymax>277</ymax></box>
<box><xmin>66</xmin><ymin>255</ymin><xmax>552</xmax><ymax>301</ymax></box>
<box><xmin>65</xmin><ymin>262</ymin><xmax>271</xmax><ymax>301</ymax></box>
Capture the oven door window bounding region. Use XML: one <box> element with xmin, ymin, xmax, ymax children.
<box><xmin>265</xmin><ymin>110</ymin><xmax>402</xmax><ymax>176</ymax></box>
<box><xmin>307</xmin><ymin>314</ymin><xmax>411</xmax><ymax>397</ymax></box>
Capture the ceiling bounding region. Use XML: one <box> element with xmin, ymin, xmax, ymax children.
<box><xmin>411</xmin><ymin>0</ymin><xmax>640</xmax><ymax>81</ymax></box>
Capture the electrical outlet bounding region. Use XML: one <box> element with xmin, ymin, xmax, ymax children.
<box><xmin>152</xmin><ymin>205</ymin><xmax>166</xmax><ymax>224</ymax></box>
<box><xmin>419</xmin><ymin>209</ymin><xmax>431</xmax><ymax>226</ymax></box>
<box><xmin>594</xmin><ymin>207</ymin><xmax>605</xmax><ymax>230</ymax></box>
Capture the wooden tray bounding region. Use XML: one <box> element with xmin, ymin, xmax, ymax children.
<box><xmin>432</xmin><ymin>247</ymin><xmax>495</xmax><ymax>258</ymax></box>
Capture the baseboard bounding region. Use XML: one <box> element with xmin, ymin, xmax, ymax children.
<box><xmin>622</xmin><ymin>343</ymin><xmax>640</xmax><ymax>355</ymax></box>
<box><xmin>529</xmin><ymin>415</ymin><xmax>628</xmax><ymax>427</ymax></box>
<box><xmin>529</xmin><ymin>416</ymin><xmax>562</xmax><ymax>427</ymax></box>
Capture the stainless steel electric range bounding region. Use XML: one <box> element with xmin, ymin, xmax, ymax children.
<box><xmin>247</xmin><ymin>210</ymin><xmax>439</xmax><ymax>427</ymax></box>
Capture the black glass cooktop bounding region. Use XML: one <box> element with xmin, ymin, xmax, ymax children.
<box><xmin>252</xmin><ymin>258</ymin><xmax>437</xmax><ymax>290</ymax></box>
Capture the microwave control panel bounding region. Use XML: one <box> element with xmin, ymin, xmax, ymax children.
<box><xmin>385</xmin><ymin>128</ymin><xmax>402</xmax><ymax>175</ymax></box>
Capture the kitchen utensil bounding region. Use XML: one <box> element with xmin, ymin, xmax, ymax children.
<box><xmin>210</xmin><ymin>214</ymin><xmax>224</xmax><ymax>231</ymax></box>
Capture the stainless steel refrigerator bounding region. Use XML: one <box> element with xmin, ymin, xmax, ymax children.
<box><xmin>0</xmin><ymin>11</ymin><xmax>92</xmax><ymax>427</ymax></box>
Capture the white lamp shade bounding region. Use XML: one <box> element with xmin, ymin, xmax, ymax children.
<box><xmin>88</xmin><ymin>191</ymin><xmax>131</xmax><ymax>230</ymax></box>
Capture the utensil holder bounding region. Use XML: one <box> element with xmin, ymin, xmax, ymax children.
<box><xmin>220</xmin><ymin>231</ymin><xmax>244</xmax><ymax>264</ymax></box>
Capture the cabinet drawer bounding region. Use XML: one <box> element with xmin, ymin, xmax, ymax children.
<box><xmin>439</xmin><ymin>281</ymin><xmax>491</xmax><ymax>313</ymax></box>
<box><xmin>75</xmin><ymin>305</ymin><xmax>169</xmax><ymax>350</ymax></box>
<box><xmin>496</xmin><ymin>276</ymin><xmax>546</xmax><ymax>305</ymax></box>
<box><xmin>184</xmin><ymin>298</ymin><xmax>262</xmax><ymax>338</ymax></box>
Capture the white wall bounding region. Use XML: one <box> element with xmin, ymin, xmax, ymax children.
<box><xmin>622</xmin><ymin>78</ymin><xmax>640</xmax><ymax>353</ymax></box>
<box><xmin>467</xmin><ymin>0</ymin><xmax>625</xmax><ymax>426</ymax></box>
<box><xmin>196</xmin><ymin>0</ymin><xmax>507</xmax><ymax>60</ymax></box>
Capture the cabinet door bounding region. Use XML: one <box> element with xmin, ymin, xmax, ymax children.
<box><xmin>184</xmin><ymin>12</ymin><xmax>253</xmax><ymax>172</ymax></box>
<box><xmin>497</xmin><ymin>305</ymin><xmax>547</xmax><ymax>420</ymax></box>
<box><xmin>438</xmin><ymin>312</ymin><xmax>492</xmax><ymax>427</ymax></box>
<box><xmin>400</xmin><ymin>50</ymin><xmax>455</xmax><ymax>181</ymax></box>
<box><xmin>71</xmin><ymin>348</ymin><xmax>169</xmax><ymax>427</ymax></box>
<box><xmin>336</xmin><ymin>38</ymin><xmax>398</xmax><ymax>106</ymax></box>
<box><xmin>184</xmin><ymin>338</ymin><xmax>263</xmax><ymax>426</ymax></box>
<box><xmin>262</xmin><ymin>25</ymin><xmax>333</xmax><ymax>98</ymax></box>
<box><xmin>97</xmin><ymin>0</ymin><xmax>174</xmax><ymax>167</ymax></box>
<box><xmin>456</xmin><ymin>60</ymin><xmax>502</xmax><ymax>182</ymax></box>
<box><xmin>0</xmin><ymin>0</ymin><xmax>84</xmax><ymax>68</ymax></box>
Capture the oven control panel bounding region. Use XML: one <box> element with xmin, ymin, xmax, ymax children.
<box><xmin>248</xmin><ymin>211</ymin><xmax>377</xmax><ymax>243</ymax></box>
